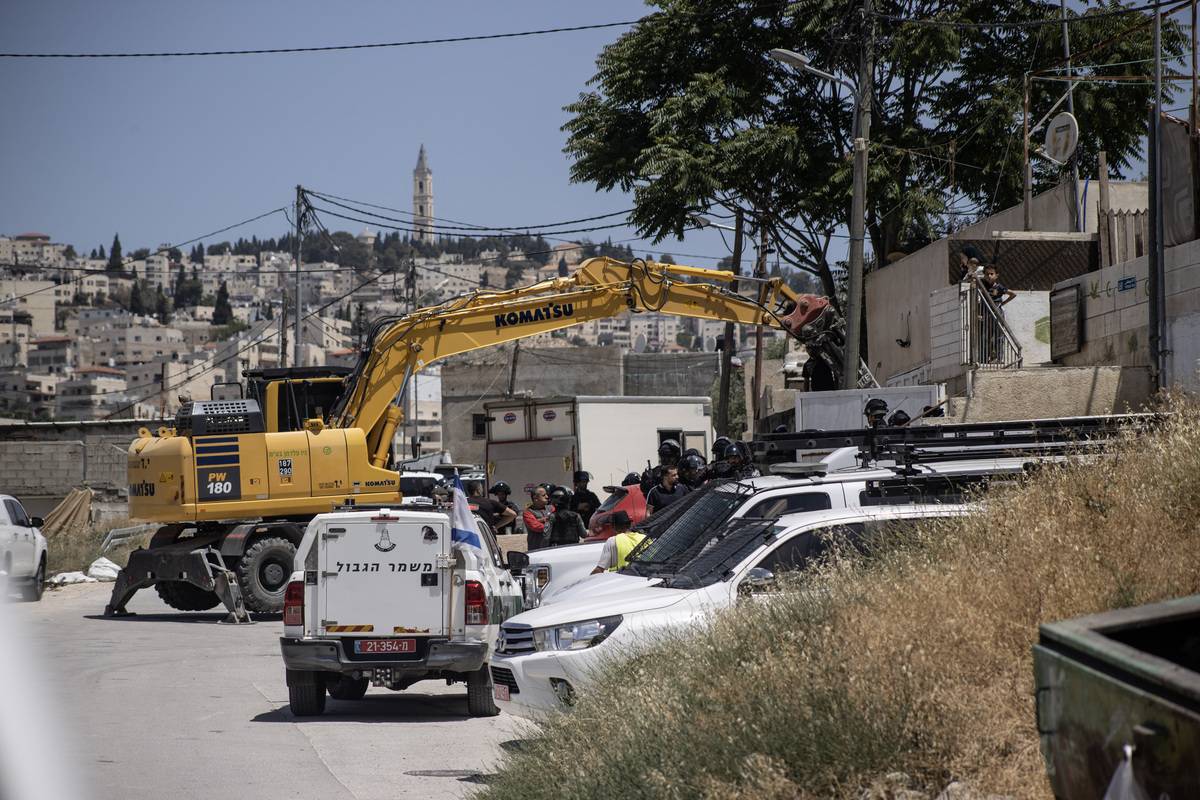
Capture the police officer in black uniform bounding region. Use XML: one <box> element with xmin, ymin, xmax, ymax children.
<box><xmin>641</xmin><ymin>439</ymin><xmax>682</xmax><ymax>493</ymax></box>
<box><xmin>489</xmin><ymin>482</ymin><xmax>520</xmax><ymax>535</ymax></box>
<box><xmin>679</xmin><ymin>453</ymin><xmax>708</xmax><ymax>490</ymax></box>
<box><xmin>568</xmin><ymin>470</ymin><xmax>602</xmax><ymax>527</ymax></box>
<box><xmin>725</xmin><ymin>441</ymin><xmax>761</xmax><ymax>479</ymax></box>
<box><xmin>864</xmin><ymin>398</ymin><xmax>889</xmax><ymax>429</ymax></box>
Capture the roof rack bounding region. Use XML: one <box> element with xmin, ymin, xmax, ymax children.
<box><xmin>753</xmin><ymin>413</ymin><xmax>1161</xmax><ymax>471</ymax></box>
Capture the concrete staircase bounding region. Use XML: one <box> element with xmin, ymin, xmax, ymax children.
<box><xmin>939</xmin><ymin>366</ymin><xmax>1152</xmax><ymax>422</ymax></box>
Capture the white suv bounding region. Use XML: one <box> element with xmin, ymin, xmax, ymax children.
<box><xmin>0</xmin><ymin>495</ymin><xmax>47</xmax><ymax>602</ymax></box>
<box><xmin>490</xmin><ymin>504</ymin><xmax>967</xmax><ymax>717</ymax></box>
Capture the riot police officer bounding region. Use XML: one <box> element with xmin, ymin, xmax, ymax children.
<box><xmin>568</xmin><ymin>470</ymin><xmax>602</xmax><ymax>527</ymax></box>
<box><xmin>641</xmin><ymin>439</ymin><xmax>682</xmax><ymax>493</ymax></box>
<box><xmin>725</xmin><ymin>440</ymin><xmax>760</xmax><ymax>479</ymax></box>
<box><xmin>489</xmin><ymin>482</ymin><xmax>519</xmax><ymax>535</ymax></box>
<box><xmin>679</xmin><ymin>453</ymin><xmax>708</xmax><ymax>490</ymax></box>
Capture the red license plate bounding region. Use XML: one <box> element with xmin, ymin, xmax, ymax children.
<box><xmin>353</xmin><ymin>638</ymin><xmax>416</xmax><ymax>655</ymax></box>
<box><xmin>493</xmin><ymin>683</ymin><xmax>510</xmax><ymax>702</ymax></box>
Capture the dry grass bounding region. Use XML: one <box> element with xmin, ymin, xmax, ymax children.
<box><xmin>478</xmin><ymin>408</ymin><xmax>1200</xmax><ymax>800</ymax></box>
<box><xmin>45</xmin><ymin>518</ymin><xmax>151</xmax><ymax>576</ymax></box>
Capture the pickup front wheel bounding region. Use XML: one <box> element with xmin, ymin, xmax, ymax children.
<box><xmin>466</xmin><ymin>665</ymin><xmax>499</xmax><ymax>717</ymax></box>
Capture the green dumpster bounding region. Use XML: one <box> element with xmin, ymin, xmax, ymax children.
<box><xmin>1034</xmin><ymin>594</ymin><xmax>1200</xmax><ymax>798</ymax></box>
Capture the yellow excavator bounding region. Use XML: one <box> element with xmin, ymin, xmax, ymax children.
<box><xmin>106</xmin><ymin>257</ymin><xmax>844</xmax><ymax>619</ymax></box>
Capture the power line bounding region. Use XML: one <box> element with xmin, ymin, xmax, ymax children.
<box><xmin>309</xmin><ymin>204</ymin><xmax>632</xmax><ymax>239</ymax></box>
<box><xmin>306</xmin><ymin>189</ymin><xmax>634</xmax><ymax>233</ymax></box>
<box><xmin>0</xmin><ymin>20</ymin><xmax>638</xmax><ymax>59</ymax></box>
<box><xmin>104</xmin><ymin>264</ymin><xmax>406</xmax><ymax>417</ymax></box>
<box><xmin>877</xmin><ymin>0</ymin><xmax>1187</xmax><ymax>29</ymax></box>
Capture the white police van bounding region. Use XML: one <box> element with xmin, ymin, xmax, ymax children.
<box><xmin>279</xmin><ymin>507</ymin><xmax>528</xmax><ymax>716</ymax></box>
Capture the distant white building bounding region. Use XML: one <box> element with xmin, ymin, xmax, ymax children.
<box><xmin>0</xmin><ymin>233</ymin><xmax>68</xmax><ymax>269</ymax></box>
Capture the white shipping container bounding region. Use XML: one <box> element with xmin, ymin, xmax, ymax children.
<box><xmin>484</xmin><ymin>396</ymin><xmax>713</xmax><ymax>499</ymax></box>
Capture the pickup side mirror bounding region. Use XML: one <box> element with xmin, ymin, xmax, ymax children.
<box><xmin>506</xmin><ymin>551</ymin><xmax>530</xmax><ymax>570</ymax></box>
<box><xmin>28</xmin><ymin>516</ymin><xmax>44</xmax><ymax>528</ymax></box>
<box><xmin>739</xmin><ymin>567</ymin><xmax>776</xmax><ymax>596</ymax></box>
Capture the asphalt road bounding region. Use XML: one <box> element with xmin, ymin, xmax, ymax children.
<box><xmin>12</xmin><ymin>582</ymin><xmax>528</xmax><ymax>800</ymax></box>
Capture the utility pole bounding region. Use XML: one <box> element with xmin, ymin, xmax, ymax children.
<box><xmin>1060</xmin><ymin>0</ymin><xmax>1081</xmax><ymax>231</ymax></box>
<box><xmin>843</xmin><ymin>0</ymin><xmax>872</xmax><ymax>390</ymax></box>
<box><xmin>752</xmin><ymin>220</ymin><xmax>769</xmax><ymax>426</ymax></box>
<box><xmin>406</xmin><ymin>259</ymin><xmax>419</xmax><ymax>447</ymax></box>
<box><xmin>715</xmin><ymin>209</ymin><xmax>745</xmax><ymax>437</ymax></box>
<box><xmin>293</xmin><ymin>185</ymin><xmax>304</xmax><ymax>369</ymax></box>
<box><xmin>1149</xmin><ymin>9</ymin><xmax>1167</xmax><ymax>391</ymax></box>
<box><xmin>506</xmin><ymin>340</ymin><xmax>522</xmax><ymax>397</ymax></box>
<box><xmin>280</xmin><ymin>288</ymin><xmax>288</xmax><ymax>368</ymax></box>
<box><xmin>1192</xmin><ymin>0</ymin><xmax>1198</xmax><ymax>130</ymax></box>
<box><xmin>158</xmin><ymin>361</ymin><xmax>168</xmax><ymax>418</ymax></box>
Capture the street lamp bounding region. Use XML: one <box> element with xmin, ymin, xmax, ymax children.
<box><xmin>770</xmin><ymin>46</ymin><xmax>870</xmax><ymax>390</ymax></box>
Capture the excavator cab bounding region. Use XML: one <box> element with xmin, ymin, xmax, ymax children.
<box><xmin>242</xmin><ymin>366</ymin><xmax>352</xmax><ymax>433</ymax></box>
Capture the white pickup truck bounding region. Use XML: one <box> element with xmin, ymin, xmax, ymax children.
<box><xmin>279</xmin><ymin>507</ymin><xmax>528</xmax><ymax>717</ymax></box>
<box><xmin>492</xmin><ymin>504</ymin><xmax>969</xmax><ymax>717</ymax></box>
<box><xmin>523</xmin><ymin>451</ymin><xmax>1038</xmax><ymax>607</ymax></box>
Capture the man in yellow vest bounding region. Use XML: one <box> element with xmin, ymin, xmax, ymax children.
<box><xmin>591</xmin><ymin>511</ymin><xmax>645</xmax><ymax>574</ymax></box>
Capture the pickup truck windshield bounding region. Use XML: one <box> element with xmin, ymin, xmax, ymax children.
<box><xmin>399</xmin><ymin>476</ymin><xmax>439</xmax><ymax>498</ymax></box>
<box><xmin>653</xmin><ymin>518</ymin><xmax>780</xmax><ymax>589</ymax></box>
<box><xmin>625</xmin><ymin>481</ymin><xmax>753</xmax><ymax>575</ymax></box>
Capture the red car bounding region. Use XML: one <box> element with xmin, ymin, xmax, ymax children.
<box><xmin>584</xmin><ymin>484</ymin><xmax>648</xmax><ymax>541</ymax></box>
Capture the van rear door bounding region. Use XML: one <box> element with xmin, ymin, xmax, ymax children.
<box><xmin>319</xmin><ymin>511</ymin><xmax>447</xmax><ymax>636</ymax></box>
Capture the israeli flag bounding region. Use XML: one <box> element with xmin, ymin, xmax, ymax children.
<box><xmin>450</xmin><ymin>473</ymin><xmax>485</xmax><ymax>557</ymax></box>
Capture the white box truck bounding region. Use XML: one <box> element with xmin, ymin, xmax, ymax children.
<box><xmin>484</xmin><ymin>395</ymin><xmax>713</xmax><ymax>495</ymax></box>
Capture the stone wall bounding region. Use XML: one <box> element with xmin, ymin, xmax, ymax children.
<box><xmin>0</xmin><ymin>419</ymin><xmax>156</xmax><ymax>513</ymax></box>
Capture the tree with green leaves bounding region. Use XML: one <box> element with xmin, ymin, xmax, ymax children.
<box><xmin>710</xmin><ymin>364</ymin><xmax>746</xmax><ymax>439</ymax></box>
<box><xmin>106</xmin><ymin>234</ymin><xmax>123</xmax><ymax>274</ymax></box>
<box><xmin>564</xmin><ymin>0</ymin><xmax>1182</xmax><ymax>306</ymax></box>
<box><xmin>173</xmin><ymin>264</ymin><xmax>187</xmax><ymax>309</ymax></box>
<box><xmin>212</xmin><ymin>281</ymin><xmax>233</xmax><ymax>325</ymax></box>
<box><xmin>155</xmin><ymin>286</ymin><xmax>171</xmax><ymax>324</ymax></box>
<box><xmin>129</xmin><ymin>278</ymin><xmax>145</xmax><ymax>314</ymax></box>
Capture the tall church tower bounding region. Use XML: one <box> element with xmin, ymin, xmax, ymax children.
<box><xmin>413</xmin><ymin>145</ymin><xmax>434</xmax><ymax>243</ymax></box>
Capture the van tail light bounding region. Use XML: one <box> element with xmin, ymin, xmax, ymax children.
<box><xmin>465</xmin><ymin>580</ymin><xmax>488</xmax><ymax>626</ymax></box>
<box><xmin>283</xmin><ymin>580</ymin><xmax>305</xmax><ymax>627</ymax></box>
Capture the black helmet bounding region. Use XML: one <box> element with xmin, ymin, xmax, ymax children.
<box><xmin>680</xmin><ymin>453</ymin><xmax>706</xmax><ymax>473</ymax></box>
<box><xmin>658</xmin><ymin>439</ymin><xmax>682</xmax><ymax>461</ymax></box>
<box><xmin>683</xmin><ymin>447</ymin><xmax>702</xmax><ymax>459</ymax></box>
<box><xmin>549</xmin><ymin>487</ymin><xmax>572</xmax><ymax>507</ymax></box>
<box><xmin>621</xmin><ymin>472</ymin><xmax>642</xmax><ymax>486</ymax></box>
<box><xmin>864</xmin><ymin>398</ymin><xmax>889</xmax><ymax>417</ymax></box>
<box><xmin>727</xmin><ymin>441</ymin><xmax>751</xmax><ymax>463</ymax></box>
<box><xmin>489</xmin><ymin>481</ymin><xmax>511</xmax><ymax>495</ymax></box>
<box><xmin>887</xmin><ymin>409</ymin><xmax>912</xmax><ymax>427</ymax></box>
<box><xmin>712</xmin><ymin>436</ymin><xmax>733</xmax><ymax>460</ymax></box>
<box><xmin>572</xmin><ymin>470</ymin><xmax>591</xmax><ymax>483</ymax></box>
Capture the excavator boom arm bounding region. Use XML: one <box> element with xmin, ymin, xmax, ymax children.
<box><xmin>334</xmin><ymin>258</ymin><xmax>835</xmax><ymax>464</ymax></box>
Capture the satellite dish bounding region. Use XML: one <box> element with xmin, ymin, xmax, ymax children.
<box><xmin>1044</xmin><ymin>112</ymin><xmax>1079</xmax><ymax>164</ymax></box>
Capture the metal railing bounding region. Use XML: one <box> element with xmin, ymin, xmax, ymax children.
<box><xmin>959</xmin><ymin>282</ymin><xmax>1021</xmax><ymax>370</ymax></box>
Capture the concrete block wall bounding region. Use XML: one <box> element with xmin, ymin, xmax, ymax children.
<box><xmin>0</xmin><ymin>420</ymin><xmax>151</xmax><ymax>508</ymax></box>
<box><xmin>1055</xmin><ymin>237</ymin><xmax>1200</xmax><ymax>389</ymax></box>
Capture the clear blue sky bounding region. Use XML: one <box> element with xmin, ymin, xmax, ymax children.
<box><xmin>0</xmin><ymin>0</ymin><xmax>741</xmax><ymax>265</ymax></box>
